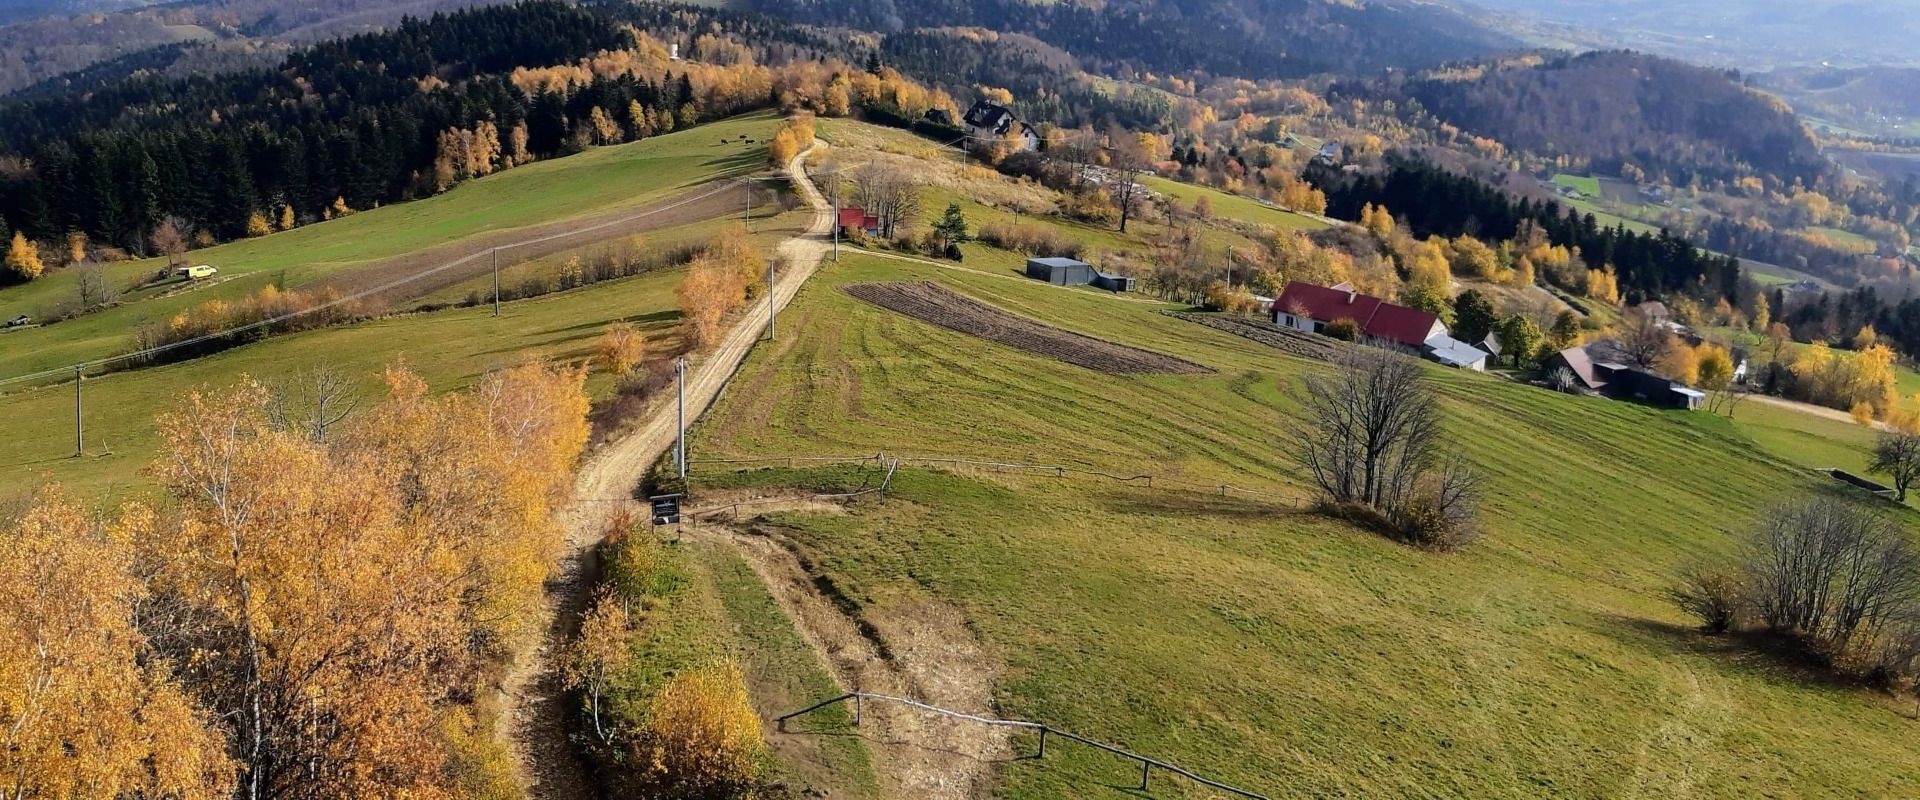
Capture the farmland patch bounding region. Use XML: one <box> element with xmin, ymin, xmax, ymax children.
<box><xmin>844</xmin><ymin>281</ymin><xmax>1210</xmax><ymax>375</ymax></box>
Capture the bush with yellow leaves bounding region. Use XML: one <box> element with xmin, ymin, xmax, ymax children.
<box><xmin>628</xmin><ymin>660</ymin><xmax>767</xmax><ymax>799</ymax></box>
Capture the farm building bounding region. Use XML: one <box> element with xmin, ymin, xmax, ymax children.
<box><xmin>1274</xmin><ymin>281</ymin><xmax>1444</xmax><ymax>349</ymax></box>
<box><xmin>1544</xmin><ymin>342</ymin><xmax>1704</xmax><ymax>409</ymax></box>
<box><xmin>1274</xmin><ymin>281</ymin><xmax>1486</xmax><ymax>368</ymax></box>
<box><xmin>837</xmin><ymin>206</ymin><xmax>881</xmax><ymax>235</ymax></box>
<box><xmin>1423</xmin><ymin>334</ymin><xmax>1488</xmax><ymax>371</ymax></box>
<box><xmin>1092</xmin><ymin>271</ymin><xmax>1136</xmax><ymax>292</ymax></box>
<box><xmin>1026</xmin><ymin>257</ymin><xmax>1096</xmax><ymax>286</ymax></box>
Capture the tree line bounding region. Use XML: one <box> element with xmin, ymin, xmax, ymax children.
<box><xmin>1306</xmin><ymin>154</ymin><xmax>1743</xmax><ymax>303</ymax></box>
<box><xmin>0</xmin><ymin>0</ymin><xmax>913</xmax><ymax>274</ymax></box>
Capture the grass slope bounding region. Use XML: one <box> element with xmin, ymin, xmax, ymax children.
<box><xmin>0</xmin><ymin>267</ymin><xmax>688</xmax><ymax>497</ymax></box>
<box><xmin>0</xmin><ymin>112</ymin><xmax>781</xmax><ymax>380</ymax></box>
<box><xmin>688</xmin><ymin>250</ymin><xmax>1920</xmax><ymax>798</ymax></box>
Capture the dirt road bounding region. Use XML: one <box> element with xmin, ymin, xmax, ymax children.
<box><xmin>502</xmin><ymin>140</ymin><xmax>834</xmax><ymax>799</ymax></box>
<box><xmin>1745</xmin><ymin>393</ymin><xmax>1888</xmax><ymax>430</ymax></box>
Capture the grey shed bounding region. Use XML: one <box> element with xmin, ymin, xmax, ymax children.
<box><xmin>1026</xmin><ymin>257</ymin><xmax>1095</xmax><ymax>286</ymax></box>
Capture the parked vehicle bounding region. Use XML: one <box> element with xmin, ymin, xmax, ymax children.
<box><xmin>5</xmin><ymin>315</ymin><xmax>28</xmax><ymax>327</ymax></box>
<box><xmin>176</xmin><ymin>264</ymin><xmax>218</xmax><ymax>279</ymax></box>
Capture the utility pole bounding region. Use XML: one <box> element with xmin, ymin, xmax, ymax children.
<box><xmin>1226</xmin><ymin>245</ymin><xmax>1234</xmax><ymax>288</ymax></box>
<box><xmin>766</xmin><ymin>257</ymin><xmax>776</xmax><ymax>340</ymax></box>
<box><xmin>72</xmin><ymin>364</ymin><xmax>82</xmax><ymax>458</ymax></box>
<box><xmin>832</xmin><ymin>203</ymin><xmax>840</xmax><ymax>262</ymax></box>
<box><xmin>675</xmin><ymin>357</ymin><xmax>687</xmax><ymax>479</ymax></box>
<box><xmin>491</xmin><ymin>248</ymin><xmax>500</xmax><ymax>317</ymax></box>
<box><xmin>743</xmin><ymin>183</ymin><xmax>752</xmax><ymax>231</ymax></box>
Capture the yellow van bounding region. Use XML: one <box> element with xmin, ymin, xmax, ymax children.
<box><xmin>176</xmin><ymin>264</ymin><xmax>218</xmax><ymax>279</ymax></box>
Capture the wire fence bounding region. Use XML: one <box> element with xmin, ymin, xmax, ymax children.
<box><xmin>777</xmin><ymin>691</ymin><xmax>1269</xmax><ymax>800</ymax></box>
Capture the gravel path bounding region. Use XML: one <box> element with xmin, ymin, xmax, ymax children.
<box><xmin>498</xmin><ymin>138</ymin><xmax>834</xmax><ymax>800</ymax></box>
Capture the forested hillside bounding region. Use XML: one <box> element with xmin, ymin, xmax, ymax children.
<box><xmin>0</xmin><ymin>0</ymin><xmax>504</xmax><ymax>96</ymax></box>
<box><xmin>1370</xmin><ymin>51</ymin><xmax>1826</xmax><ymax>187</ymax></box>
<box><xmin>744</xmin><ymin>0</ymin><xmax>1513</xmax><ymax>79</ymax></box>
<box><xmin>0</xmin><ymin>1</ymin><xmax>875</xmax><ymax>255</ymax></box>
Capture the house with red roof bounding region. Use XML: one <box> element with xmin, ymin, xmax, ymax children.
<box><xmin>1272</xmin><ymin>281</ymin><xmax>1486</xmax><ymax>370</ymax></box>
<box><xmin>1274</xmin><ymin>281</ymin><xmax>1445</xmax><ymax>349</ymax></box>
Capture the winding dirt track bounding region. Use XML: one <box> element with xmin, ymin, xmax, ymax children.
<box><xmin>501</xmin><ymin>139</ymin><xmax>834</xmax><ymax>799</ymax></box>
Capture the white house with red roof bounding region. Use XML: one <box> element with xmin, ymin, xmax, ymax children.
<box><xmin>1273</xmin><ymin>281</ymin><xmax>1487</xmax><ymax>370</ymax></box>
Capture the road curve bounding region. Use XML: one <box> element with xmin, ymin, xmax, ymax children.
<box><xmin>503</xmin><ymin>137</ymin><xmax>834</xmax><ymax>799</ymax></box>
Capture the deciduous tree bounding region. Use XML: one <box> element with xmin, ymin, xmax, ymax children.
<box><xmin>4</xmin><ymin>231</ymin><xmax>42</xmax><ymax>281</ymax></box>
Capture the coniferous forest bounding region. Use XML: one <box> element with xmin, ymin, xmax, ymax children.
<box><xmin>0</xmin><ymin>2</ymin><xmax>841</xmax><ymax>256</ymax></box>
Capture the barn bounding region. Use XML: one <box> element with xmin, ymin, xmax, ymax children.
<box><xmin>1092</xmin><ymin>271</ymin><xmax>1136</xmax><ymax>292</ymax></box>
<box><xmin>1026</xmin><ymin>257</ymin><xmax>1095</xmax><ymax>286</ymax></box>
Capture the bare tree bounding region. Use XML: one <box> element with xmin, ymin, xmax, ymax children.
<box><xmin>1287</xmin><ymin>348</ymin><xmax>1479</xmax><ymax>548</ymax></box>
<box><xmin>1871</xmin><ymin>431</ymin><xmax>1920</xmax><ymax>503</ymax></box>
<box><xmin>850</xmin><ymin>161</ymin><xmax>922</xmax><ymax>239</ymax></box>
<box><xmin>266</xmin><ymin>366</ymin><xmax>359</xmax><ymax>443</ymax></box>
<box><xmin>1620</xmin><ymin>307</ymin><xmax>1673</xmax><ymax>368</ymax></box>
<box><xmin>1106</xmin><ymin>130</ymin><xmax>1150</xmax><ymax>233</ymax></box>
<box><xmin>73</xmin><ymin>262</ymin><xmax>116</xmax><ymax>309</ymax></box>
<box><xmin>1745</xmin><ymin>499</ymin><xmax>1920</xmax><ymax>654</ymax></box>
<box><xmin>1291</xmin><ymin>348</ymin><xmax>1439</xmax><ymax>510</ymax></box>
<box><xmin>150</xmin><ymin>216</ymin><xmax>191</xmax><ymax>266</ymax></box>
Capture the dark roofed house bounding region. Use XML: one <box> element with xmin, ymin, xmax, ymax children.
<box><xmin>1544</xmin><ymin>340</ymin><xmax>1703</xmax><ymax>409</ymax></box>
<box><xmin>962</xmin><ymin>100</ymin><xmax>1038</xmax><ymax>151</ymax></box>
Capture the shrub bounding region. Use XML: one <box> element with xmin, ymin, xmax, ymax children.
<box><xmin>1322</xmin><ymin>318</ymin><xmax>1359</xmax><ymax>341</ymax></box>
<box><xmin>975</xmin><ymin>221</ymin><xmax>1084</xmax><ymax>260</ymax></box>
<box><xmin>627</xmin><ymin>661</ymin><xmax>766</xmax><ymax>799</ymax></box>
<box><xmin>1670</xmin><ymin>565</ymin><xmax>1744</xmax><ymax>634</ymax></box>
<box><xmin>597</xmin><ymin>322</ymin><xmax>647</xmax><ymax>375</ymax></box>
<box><xmin>1387</xmin><ymin>459</ymin><xmax>1480</xmax><ymax>551</ymax></box>
<box><xmin>589</xmin><ymin>358</ymin><xmax>676</xmax><ymax>444</ymax></box>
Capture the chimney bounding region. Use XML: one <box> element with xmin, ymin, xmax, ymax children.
<box><xmin>1346</xmin><ymin>288</ymin><xmax>1357</xmax><ymax>304</ymax></box>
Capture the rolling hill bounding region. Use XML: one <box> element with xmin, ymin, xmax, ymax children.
<box><xmin>744</xmin><ymin>0</ymin><xmax>1515</xmax><ymax>79</ymax></box>
<box><xmin>1374</xmin><ymin>50</ymin><xmax>1827</xmax><ymax>185</ymax></box>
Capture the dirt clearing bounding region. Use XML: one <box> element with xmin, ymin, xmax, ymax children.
<box><xmin>689</xmin><ymin>517</ymin><xmax>1010</xmax><ymax>800</ymax></box>
<box><xmin>845</xmin><ymin>281</ymin><xmax>1211</xmax><ymax>375</ymax></box>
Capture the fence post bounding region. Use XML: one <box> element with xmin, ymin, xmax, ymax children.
<box><xmin>1139</xmin><ymin>760</ymin><xmax>1151</xmax><ymax>791</ymax></box>
<box><xmin>853</xmin><ymin>694</ymin><xmax>862</xmax><ymax>726</ymax></box>
<box><xmin>1037</xmin><ymin>727</ymin><xmax>1048</xmax><ymax>759</ymax></box>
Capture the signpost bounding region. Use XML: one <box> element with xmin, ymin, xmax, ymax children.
<box><xmin>649</xmin><ymin>493</ymin><xmax>682</xmax><ymax>526</ymax></box>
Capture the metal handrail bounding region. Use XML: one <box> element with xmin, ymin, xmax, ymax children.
<box><xmin>776</xmin><ymin>691</ymin><xmax>1270</xmax><ymax>800</ymax></box>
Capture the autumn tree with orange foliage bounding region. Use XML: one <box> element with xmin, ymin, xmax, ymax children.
<box><xmin>86</xmin><ymin>359</ymin><xmax>594</xmax><ymax>796</ymax></box>
<box><xmin>0</xmin><ymin>488</ymin><xmax>235</xmax><ymax>799</ymax></box>
<box><xmin>767</xmin><ymin>112</ymin><xmax>816</xmax><ymax>166</ymax></box>
<box><xmin>598</xmin><ymin>321</ymin><xmax>648</xmax><ymax>374</ymax></box>
<box><xmin>676</xmin><ymin>228</ymin><xmax>762</xmax><ymax>349</ymax></box>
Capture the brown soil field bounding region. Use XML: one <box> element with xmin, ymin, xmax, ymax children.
<box><xmin>844</xmin><ymin>281</ymin><xmax>1211</xmax><ymax>375</ymax></box>
<box><xmin>1162</xmin><ymin>311</ymin><xmax>1336</xmax><ymax>361</ymax></box>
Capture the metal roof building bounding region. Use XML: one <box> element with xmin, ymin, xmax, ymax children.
<box><xmin>1026</xmin><ymin>257</ymin><xmax>1096</xmax><ymax>286</ymax></box>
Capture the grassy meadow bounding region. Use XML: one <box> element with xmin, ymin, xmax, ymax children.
<box><xmin>0</xmin><ymin>112</ymin><xmax>783</xmax><ymax>380</ymax></box>
<box><xmin>685</xmin><ymin>249</ymin><xmax>1920</xmax><ymax>798</ymax></box>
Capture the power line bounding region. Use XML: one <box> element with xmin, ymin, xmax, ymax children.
<box><xmin>0</xmin><ymin>178</ymin><xmax>744</xmax><ymax>391</ymax></box>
